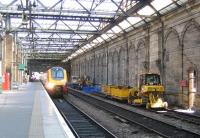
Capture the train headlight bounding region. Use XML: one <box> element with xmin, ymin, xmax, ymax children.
<box><xmin>141</xmin><ymin>87</ymin><xmax>145</xmax><ymax>93</ymax></box>
<box><xmin>61</xmin><ymin>80</ymin><xmax>66</xmax><ymax>83</ymax></box>
<box><xmin>47</xmin><ymin>82</ymin><xmax>54</xmax><ymax>89</ymax></box>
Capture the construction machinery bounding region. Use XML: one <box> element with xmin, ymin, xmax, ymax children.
<box><xmin>128</xmin><ymin>73</ymin><xmax>168</xmax><ymax>109</ymax></box>
<box><xmin>102</xmin><ymin>73</ymin><xmax>168</xmax><ymax>109</ymax></box>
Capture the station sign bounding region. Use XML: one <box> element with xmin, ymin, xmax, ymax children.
<box><xmin>179</xmin><ymin>80</ymin><xmax>188</xmax><ymax>87</ymax></box>
<box><xmin>18</xmin><ymin>63</ymin><xmax>25</xmax><ymax>71</ymax></box>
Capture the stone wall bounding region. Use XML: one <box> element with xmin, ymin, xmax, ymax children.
<box><xmin>70</xmin><ymin>2</ymin><xmax>200</xmax><ymax>110</ymax></box>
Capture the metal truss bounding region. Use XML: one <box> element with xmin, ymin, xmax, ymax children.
<box><xmin>15</xmin><ymin>28</ymin><xmax>100</xmax><ymax>34</ymax></box>
<box><xmin>0</xmin><ymin>0</ymin><xmax>145</xmax><ymax>60</ymax></box>
<box><xmin>19</xmin><ymin>37</ymin><xmax>86</xmax><ymax>42</ymax></box>
<box><xmin>77</xmin><ymin>0</ymin><xmax>151</xmax><ymax>49</ymax></box>
<box><xmin>0</xmin><ymin>0</ymin><xmax>184</xmax><ymax>61</ymax></box>
<box><xmin>0</xmin><ymin>12</ymin><xmax>114</xmax><ymax>23</ymax></box>
<box><xmin>27</xmin><ymin>58</ymin><xmax>63</xmax><ymax>72</ymax></box>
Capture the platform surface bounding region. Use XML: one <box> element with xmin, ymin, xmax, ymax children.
<box><xmin>0</xmin><ymin>82</ymin><xmax>74</xmax><ymax>138</ymax></box>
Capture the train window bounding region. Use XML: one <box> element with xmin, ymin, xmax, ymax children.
<box><xmin>145</xmin><ymin>74</ymin><xmax>161</xmax><ymax>85</ymax></box>
<box><xmin>51</xmin><ymin>69</ymin><xmax>64</xmax><ymax>79</ymax></box>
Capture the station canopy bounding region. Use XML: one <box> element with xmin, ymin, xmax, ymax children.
<box><xmin>0</xmin><ymin>0</ymin><xmax>188</xmax><ymax>61</ymax></box>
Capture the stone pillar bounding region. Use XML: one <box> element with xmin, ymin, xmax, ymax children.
<box><xmin>18</xmin><ymin>50</ymin><xmax>23</xmax><ymax>84</ymax></box>
<box><xmin>0</xmin><ymin>35</ymin><xmax>3</xmax><ymax>75</ymax></box>
<box><xmin>12</xmin><ymin>35</ymin><xmax>17</xmax><ymax>83</ymax></box>
<box><xmin>11</xmin><ymin>37</ymin><xmax>17</xmax><ymax>83</ymax></box>
<box><xmin>0</xmin><ymin>35</ymin><xmax>2</xmax><ymax>93</ymax></box>
<box><xmin>3</xmin><ymin>35</ymin><xmax>14</xmax><ymax>87</ymax></box>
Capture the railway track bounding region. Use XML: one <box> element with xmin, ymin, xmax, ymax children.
<box><xmin>155</xmin><ymin>109</ymin><xmax>200</xmax><ymax>125</ymax></box>
<box><xmin>69</xmin><ymin>88</ymin><xmax>200</xmax><ymax>138</ymax></box>
<box><xmin>94</xmin><ymin>92</ymin><xmax>200</xmax><ymax>126</ymax></box>
<box><xmin>53</xmin><ymin>99</ymin><xmax>116</xmax><ymax>138</ymax></box>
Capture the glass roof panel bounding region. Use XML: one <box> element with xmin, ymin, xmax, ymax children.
<box><xmin>62</xmin><ymin>0</ymin><xmax>85</xmax><ymax>10</ymax></box>
<box><xmin>134</xmin><ymin>20</ymin><xmax>145</xmax><ymax>28</ymax></box>
<box><xmin>71</xmin><ymin>35</ymin><xmax>82</xmax><ymax>39</ymax></box>
<box><xmin>137</xmin><ymin>5</ymin><xmax>155</xmax><ymax>16</ymax></box>
<box><xmin>119</xmin><ymin>20</ymin><xmax>131</xmax><ymax>29</ymax></box>
<box><xmin>35</xmin><ymin>33</ymin><xmax>52</xmax><ymax>38</ymax></box>
<box><xmin>11</xmin><ymin>18</ymin><xmax>22</xmax><ymax>28</ymax></box>
<box><xmin>55</xmin><ymin>21</ymin><xmax>71</xmax><ymax>30</ymax></box>
<box><xmin>101</xmin><ymin>34</ymin><xmax>110</xmax><ymax>40</ymax></box>
<box><xmin>97</xmin><ymin>37</ymin><xmax>104</xmax><ymax>43</ymax></box>
<box><xmin>111</xmin><ymin>25</ymin><xmax>122</xmax><ymax>33</ymax></box>
<box><xmin>18</xmin><ymin>32</ymin><xmax>29</xmax><ymax>37</ymax></box>
<box><xmin>39</xmin><ymin>0</ymin><xmax>63</xmax><ymax>8</ymax></box>
<box><xmin>56</xmin><ymin>34</ymin><xmax>72</xmax><ymax>38</ymax></box>
<box><xmin>127</xmin><ymin>17</ymin><xmax>142</xmax><ymax>25</ymax></box>
<box><xmin>61</xmin><ymin>21</ymin><xmax>81</xmax><ymax>30</ymax></box>
<box><xmin>176</xmin><ymin>0</ymin><xmax>188</xmax><ymax>5</ymax></box>
<box><xmin>92</xmin><ymin>39</ymin><xmax>99</xmax><ymax>44</ymax></box>
<box><xmin>84</xmin><ymin>44</ymin><xmax>91</xmax><ymax>49</ymax></box>
<box><xmin>0</xmin><ymin>0</ymin><xmax>14</xmax><ymax>5</ymax></box>
<box><xmin>125</xmin><ymin>26</ymin><xmax>134</xmax><ymax>32</ymax></box>
<box><xmin>106</xmin><ymin>30</ymin><xmax>114</xmax><ymax>38</ymax></box>
<box><xmin>89</xmin><ymin>42</ymin><xmax>96</xmax><ymax>47</ymax></box>
<box><xmin>151</xmin><ymin>0</ymin><xmax>172</xmax><ymax>11</ymax></box>
<box><xmin>159</xmin><ymin>3</ymin><xmax>177</xmax><ymax>14</ymax></box>
<box><xmin>94</xmin><ymin>1</ymin><xmax>119</xmax><ymax>13</ymax></box>
<box><xmin>33</xmin><ymin>19</ymin><xmax>56</xmax><ymax>29</ymax></box>
<box><xmin>78</xmin><ymin>22</ymin><xmax>97</xmax><ymax>31</ymax></box>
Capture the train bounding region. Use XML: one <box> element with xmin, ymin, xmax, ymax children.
<box><xmin>41</xmin><ymin>67</ymin><xmax>68</xmax><ymax>97</ymax></box>
<box><xmin>102</xmin><ymin>73</ymin><xmax>168</xmax><ymax>109</ymax></box>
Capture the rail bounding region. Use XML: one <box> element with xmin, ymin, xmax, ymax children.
<box><xmin>68</xmin><ymin>87</ymin><xmax>200</xmax><ymax>138</ymax></box>
<box><xmin>53</xmin><ymin>98</ymin><xmax>116</xmax><ymax>138</ymax></box>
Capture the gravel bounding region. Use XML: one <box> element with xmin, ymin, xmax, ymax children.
<box><xmin>64</xmin><ymin>94</ymin><xmax>162</xmax><ymax>138</ymax></box>
<box><xmin>88</xmin><ymin>93</ymin><xmax>200</xmax><ymax>135</ymax></box>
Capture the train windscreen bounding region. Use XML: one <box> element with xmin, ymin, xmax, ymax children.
<box><xmin>51</xmin><ymin>68</ymin><xmax>64</xmax><ymax>80</ymax></box>
<box><xmin>145</xmin><ymin>74</ymin><xmax>161</xmax><ymax>85</ymax></box>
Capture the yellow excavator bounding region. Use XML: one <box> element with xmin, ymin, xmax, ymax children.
<box><xmin>128</xmin><ymin>73</ymin><xmax>168</xmax><ymax>109</ymax></box>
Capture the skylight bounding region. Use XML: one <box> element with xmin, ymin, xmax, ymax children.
<box><xmin>101</xmin><ymin>34</ymin><xmax>110</xmax><ymax>40</ymax></box>
<box><xmin>176</xmin><ymin>0</ymin><xmax>188</xmax><ymax>5</ymax></box>
<box><xmin>94</xmin><ymin>1</ymin><xmax>119</xmax><ymax>13</ymax></box>
<box><xmin>92</xmin><ymin>39</ymin><xmax>99</xmax><ymax>44</ymax></box>
<box><xmin>1</xmin><ymin>0</ymin><xmax>188</xmax><ymax>61</ymax></box>
<box><xmin>119</xmin><ymin>20</ymin><xmax>131</xmax><ymax>29</ymax></box>
<box><xmin>151</xmin><ymin>0</ymin><xmax>172</xmax><ymax>11</ymax></box>
<box><xmin>137</xmin><ymin>5</ymin><xmax>155</xmax><ymax>16</ymax></box>
<box><xmin>127</xmin><ymin>17</ymin><xmax>142</xmax><ymax>25</ymax></box>
<box><xmin>111</xmin><ymin>26</ymin><xmax>122</xmax><ymax>33</ymax></box>
<box><xmin>97</xmin><ymin>37</ymin><xmax>104</xmax><ymax>43</ymax></box>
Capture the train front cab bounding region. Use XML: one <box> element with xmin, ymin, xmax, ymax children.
<box><xmin>46</xmin><ymin>67</ymin><xmax>68</xmax><ymax>97</ymax></box>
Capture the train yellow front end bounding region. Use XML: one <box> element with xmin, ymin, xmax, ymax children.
<box><xmin>45</xmin><ymin>67</ymin><xmax>68</xmax><ymax>97</ymax></box>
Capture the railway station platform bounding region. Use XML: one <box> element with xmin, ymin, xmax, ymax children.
<box><xmin>0</xmin><ymin>82</ymin><xmax>75</xmax><ymax>138</ymax></box>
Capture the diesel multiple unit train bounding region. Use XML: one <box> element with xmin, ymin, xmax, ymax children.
<box><xmin>41</xmin><ymin>67</ymin><xmax>68</xmax><ymax>97</ymax></box>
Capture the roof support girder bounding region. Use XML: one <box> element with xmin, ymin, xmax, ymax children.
<box><xmin>14</xmin><ymin>28</ymin><xmax>99</xmax><ymax>34</ymax></box>
<box><xmin>0</xmin><ymin>11</ymin><xmax>114</xmax><ymax>23</ymax></box>
<box><xmin>19</xmin><ymin>37</ymin><xmax>86</xmax><ymax>42</ymax></box>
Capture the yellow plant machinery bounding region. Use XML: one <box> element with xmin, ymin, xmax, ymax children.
<box><xmin>102</xmin><ymin>73</ymin><xmax>168</xmax><ymax>109</ymax></box>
